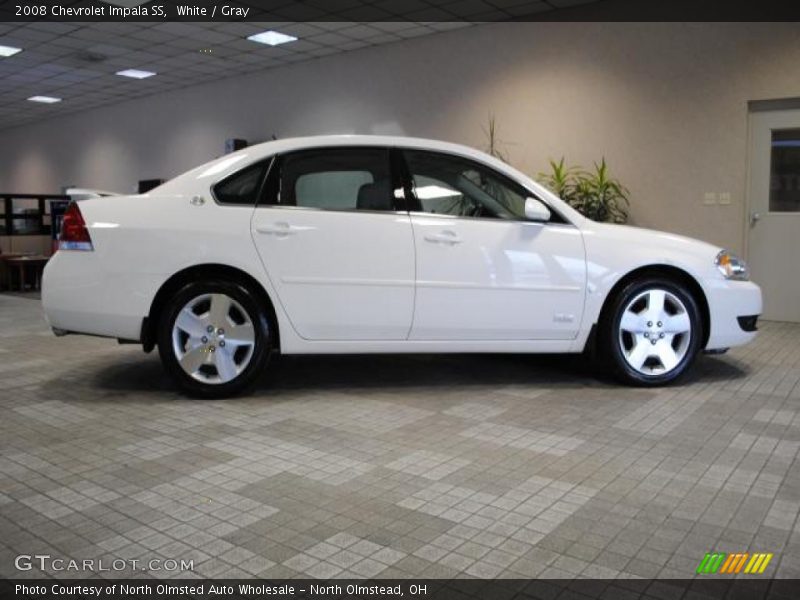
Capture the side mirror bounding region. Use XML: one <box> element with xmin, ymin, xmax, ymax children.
<box><xmin>524</xmin><ymin>197</ymin><xmax>551</xmax><ymax>222</ymax></box>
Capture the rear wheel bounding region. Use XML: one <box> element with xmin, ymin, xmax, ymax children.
<box><xmin>601</xmin><ymin>278</ymin><xmax>702</xmax><ymax>386</ymax></box>
<box><xmin>157</xmin><ymin>280</ymin><xmax>272</xmax><ymax>398</ymax></box>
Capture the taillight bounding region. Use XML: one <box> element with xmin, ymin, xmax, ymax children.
<box><xmin>59</xmin><ymin>202</ymin><xmax>93</xmax><ymax>251</ymax></box>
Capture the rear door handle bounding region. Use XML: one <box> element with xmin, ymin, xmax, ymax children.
<box><xmin>424</xmin><ymin>231</ymin><xmax>462</xmax><ymax>245</ymax></box>
<box><xmin>255</xmin><ymin>222</ymin><xmax>296</xmax><ymax>236</ymax></box>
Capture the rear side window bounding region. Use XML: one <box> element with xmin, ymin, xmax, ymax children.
<box><xmin>213</xmin><ymin>160</ymin><xmax>269</xmax><ymax>205</ymax></box>
<box><xmin>295</xmin><ymin>170</ymin><xmax>374</xmax><ymax>209</ymax></box>
<box><xmin>273</xmin><ymin>148</ymin><xmax>397</xmax><ymax>211</ymax></box>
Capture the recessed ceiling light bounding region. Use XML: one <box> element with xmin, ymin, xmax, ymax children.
<box><xmin>247</xmin><ymin>30</ymin><xmax>298</xmax><ymax>47</ymax></box>
<box><xmin>28</xmin><ymin>96</ymin><xmax>61</xmax><ymax>104</ymax></box>
<box><xmin>116</xmin><ymin>69</ymin><xmax>156</xmax><ymax>79</ymax></box>
<box><xmin>0</xmin><ymin>44</ymin><xmax>22</xmax><ymax>58</ymax></box>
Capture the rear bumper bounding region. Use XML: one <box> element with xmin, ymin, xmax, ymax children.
<box><xmin>704</xmin><ymin>280</ymin><xmax>762</xmax><ymax>350</ymax></box>
<box><xmin>42</xmin><ymin>251</ymin><xmax>156</xmax><ymax>341</ymax></box>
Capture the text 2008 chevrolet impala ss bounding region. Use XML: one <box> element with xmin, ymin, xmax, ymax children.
<box><xmin>42</xmin><ymin>136</ymin><xmax>761</xmax><ymax>398</ymax></box>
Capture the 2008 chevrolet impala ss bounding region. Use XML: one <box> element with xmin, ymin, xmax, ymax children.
<box><xmin>42</xmin><ymin>135</ymin><xmax>762</xmax><ymax>398</ymax></box>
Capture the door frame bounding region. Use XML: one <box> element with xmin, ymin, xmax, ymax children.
<box><xmin>743</xmin><ymin>104</ymin><xmax>800</xmax><ymax>322</ymax></box>
<box><xmin>744</xmin><ymin>102</ymin><xmax>800</xmax><ymax>259</ymax></box>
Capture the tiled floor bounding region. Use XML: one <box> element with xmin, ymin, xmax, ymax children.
<box><xmin>1</xmin><ymin>292</ymin><xmax>799</xmax><ymax>580</ymax></box>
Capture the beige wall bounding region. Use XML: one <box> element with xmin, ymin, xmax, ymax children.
<box><xmin>1</xmin><ymin>22</ymin><xmax>799</xmax><ymax>254</ymax></box>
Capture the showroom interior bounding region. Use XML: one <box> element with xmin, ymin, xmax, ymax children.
<box><xmin>1</xmin><ymin>0</ymin><xmax>800</xmax><ymax>589</ymax></box>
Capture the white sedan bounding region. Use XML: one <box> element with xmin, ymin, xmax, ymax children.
<box><xmin>42</xmin><ymin>135</ymin><xmax>761</xmax><ymax>398</ymax></box>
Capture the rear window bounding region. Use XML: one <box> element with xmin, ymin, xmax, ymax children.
<box><xmin>270</xmin><ymin>148</ymin><xmax>395</xmax><ymax>211</ymax></box>
<box><xmin>213</xmin><ymin>160</ymin><xmax>269</xmax><ymax>205</ymax></box>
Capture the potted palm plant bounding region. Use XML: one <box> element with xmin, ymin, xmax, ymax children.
<box><xmin>539</xmin><ymin>157</ymin><xmax>630</xmax><ymax>223</ymax></box>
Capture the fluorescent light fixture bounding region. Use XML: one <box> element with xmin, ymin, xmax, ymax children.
<box><xmin>28</xmin><ymin>96</ymin><xmax>61</xmax><ymax>104</ymax></box>
<box><xmin>247</xmin><ymin>30</ymin><xmax>298</xmax><ymax>46</ymax></box>
<box><xmin>0</xmin><ymin>44</ymin><xmax>22</xmax><ymax>57</ymax></box>
<box><xmin>116</xmin><ymin>69</ymin><xmax>156</xmax><ymax>79</ymax></box>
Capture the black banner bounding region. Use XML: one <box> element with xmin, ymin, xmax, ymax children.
<box><xmin>4</xmin><ymin>579</ymin><xmax>800</xmax><ymax>600</ymax></box>
<box><xmin>1</xmin><ymin>0</ymin><xmax>800</xmax><ymax>23</ymax></box>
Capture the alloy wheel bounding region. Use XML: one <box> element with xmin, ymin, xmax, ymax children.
<box><xmin>617</xmin><ymin>288</ymin><xmax>692</xmax><ymax>376</ymax></box>
<box><xmin>171</xmin><ymin>293</ymin><xmax>257</xmax><ymax>384</ymax></box>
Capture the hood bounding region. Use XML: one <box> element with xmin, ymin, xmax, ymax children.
<box><xmin>584</xmin><ymin>221</ymin><xmax>722</xmax><ymax>259</ymax></box>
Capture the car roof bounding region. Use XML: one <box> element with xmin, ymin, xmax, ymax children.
<box><xmin>160</xmin><ymin>135</ymin><xmax>514</xmax><ymax>191</ymax></box>
<box><xmin>245</xmin><ymin>134</ymin><xmax>488</xmax><ymax>157</ymax></box>
<box><xmin>205</xmin><ymin>135</ymin><xmax>500</xmax><ymax>173</ymax></box>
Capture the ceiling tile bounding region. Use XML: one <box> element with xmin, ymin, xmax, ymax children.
<box><xmin>309</xmin><ymin>21</ymin><xmax>358</xmax><ymax>31</ymax></box>
<box><xmin>270</xmin><ymin>22</ymin><xmax>325</xmax><ymax>37</ymax></box>
<box><xmin>26</xmin><ymin>22</ymin><xmax>81</xmax><ymax>35</ymax></box>
<box><xmin>337</xmin><ymin>24</ymin><xmax>385</xmax><ymax>38</ymax></box>
<box><xmin>4</xmin><ymin>28</ymin><xmax>59</xmax><ymax>43</ymax></box>
<box><xmin>305</xmin><ymin>31</ymin><xmax>352</xmax><ymax>46</ymax></box>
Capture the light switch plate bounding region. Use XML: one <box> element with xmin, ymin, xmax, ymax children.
<box><xmin>719</xmin><ymin>192</ymin><xmax>732</xmax><ymax>205</ymax></box>
<box><xmin>703</xmin><ymin>192</ymin><xmax>717</xmax><ymax>205</ymax></box>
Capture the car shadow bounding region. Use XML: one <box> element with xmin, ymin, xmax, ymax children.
<box><xmin>684</xmin><ymin>353</ymin><xmax>752</xmax><ymax>384</ymax></box>
<box><xmin>267</xmin><ymin>352</ymin><xmax>602</xmax><ymax>390</ymax></box>
<box><xmin>49</xmin><ymin>350</ymin><xmax>750</xmax><ymax>402</ymax></box>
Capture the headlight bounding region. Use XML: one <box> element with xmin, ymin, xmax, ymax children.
<box><xmin>715</xmin><ymin>250</ymin><xmax>749</xmax><ymax>281</ymax></box>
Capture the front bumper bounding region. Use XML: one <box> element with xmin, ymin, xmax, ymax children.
<box><xmin>736</xmin><ymin>314</ymin><xmax>759</xmax><ymax>332</ymax></box>
<box><xmin>704</xmin><ymin>279</ymin><xmax>762</xmax><ymax>350</ymax></box>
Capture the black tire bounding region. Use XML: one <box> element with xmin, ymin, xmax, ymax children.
<box><xmin>157</xmin><ymin>280</ymin><xmax>272</xmax><ymax>398</ymax></box>
<box><xmin>599</xmin><ymin>277</ymin><xmax>703</xmax><ymax>386</ymax></box>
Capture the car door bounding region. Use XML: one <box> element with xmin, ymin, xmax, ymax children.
<box><xmin>401</xmin><ymin>149</ymin><xmax>587</xmax><ymax>341</ymax></box>
<box><xmin>250</xmin><ymin>147</ymin><xmax>415</xmax><ymax>340</ymax></box>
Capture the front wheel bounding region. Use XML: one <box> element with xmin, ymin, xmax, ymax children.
<box><xmin>157</xmin><ymin>280</ymin><xmax>272</xmax><ymax>398</ymax></box>
<box><xmin>601</xmin><ymin>278</ymin><xmax>702</xmax><ymax>386</ymax></box>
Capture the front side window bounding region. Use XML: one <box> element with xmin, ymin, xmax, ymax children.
<box><xmin>403</xmin><ymin>150</ymin><xmax>533</xmax><ymax>220</ymax></box>
<box><xmin>213</xmin><ymin>160</ymin><xmax>269</xmax><ymax>205</ymax></box>
<box><xmin>274</xmin><ymin>148</ymin><xmax>396</xmax><ymax>212</ymax></box>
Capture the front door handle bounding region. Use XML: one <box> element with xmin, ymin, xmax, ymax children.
<box><xmin>750</xmin><ymin>212</ymin><xmax>761</xmax><ymax>227</ymax></box>
<box><xmin>424</xmin><ymin>231</ymin><xmax>462</xmax><ymax>245</ymax></box>
<box><xmin>256</xmin><ymin>222</ymin><xmax>296</xmax><ymax>236</ymax></box>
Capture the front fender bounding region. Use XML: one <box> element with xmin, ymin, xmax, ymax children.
<box><xmin>575</xmin><ymin>223</ymin><xmax>723</xmax><ymax>350</ymax></box>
